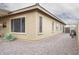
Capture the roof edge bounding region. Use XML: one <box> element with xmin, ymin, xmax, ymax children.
<box><xmin>1</xmin><ymin>3</ymin><xmax>66</xmax><ymax>24</ymax></box>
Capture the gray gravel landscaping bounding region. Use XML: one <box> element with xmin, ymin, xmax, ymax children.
<box><xmin>0</xmin><ymin>33</ymin><xmax>79</xmax><ymax>55</ymax></box>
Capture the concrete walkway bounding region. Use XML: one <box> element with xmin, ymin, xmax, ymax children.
<box><xmin>0</xmin><ymin>33</ymin><xmax>79</xmax><ymax>55</ymax></box>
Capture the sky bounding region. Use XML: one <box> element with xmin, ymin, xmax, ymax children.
<box><xmin>0</xmin><ymin>3</ymin><xmax>79</xmax><ymax>24</ymax></box>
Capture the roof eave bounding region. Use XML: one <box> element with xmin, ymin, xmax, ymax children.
<box><xmin>1</xmin><ymin>4</ymin><xmax>66</xmax><ymax>24</ymax></box>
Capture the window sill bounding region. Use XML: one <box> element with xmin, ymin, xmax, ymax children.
<box><xmin>11</xmin><ymin>32</ymin><xmax>27</xmax><ymax>35</ymax></box>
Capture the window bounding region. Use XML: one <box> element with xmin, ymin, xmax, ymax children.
<box><xmin>11</xmin><ymin>17</ymin><xmax>25</xmax><ymax>32</ymax></box>
<box><xmin>39</xmin><ymin>16</ymin><xmax>42</xmax><ymax>33</ymax></box>
<box><xmin>52</xmin><ymin>21</ymin><xmax>54</xmax><ymax>31</ymax></box>
<box><xmin>56</xmin><ymin>23</ymin><xmax>58</xmax><ymax>30</ymax></box>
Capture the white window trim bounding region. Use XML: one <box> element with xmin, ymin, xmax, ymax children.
<box><xmin>12</xmin><ymin>32</ymin><xmax>27</xmax><ymax>35</ymax></box>
<box><xmin>10</xmin><ymin>16</ymin><xmax>26</xmax><ymax>34</ymax></box>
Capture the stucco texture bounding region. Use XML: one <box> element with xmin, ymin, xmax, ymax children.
<box><xmin>0</xmin><ymin>10</ymin><xmax>64</xmax><ymax>40</ymax></box>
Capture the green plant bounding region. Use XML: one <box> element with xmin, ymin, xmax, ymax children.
<box><xmin>3</xmin><ymin>33</ymin><xmax>16</xmax><ymax>41</ymax></box>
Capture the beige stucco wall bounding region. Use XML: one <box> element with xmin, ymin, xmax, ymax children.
<box><xmin>0</xmin><ymin>10</ymin><xmax>64</xmax><ymax>40</ymax></box>
<box><xmin>35</xmin><ymin>11</ymin><xmax>64</xmax><ymax>40</ymax></box>
<box><xmin>0</xmin><ymin>11</ymin><xmax>37</xmax><ymax>40</ymax></box>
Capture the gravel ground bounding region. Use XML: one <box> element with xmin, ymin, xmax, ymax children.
<box><xmin>0</xmin><ymin>33</ymin><xmax>79</xmax><ymax>55</ymax></box>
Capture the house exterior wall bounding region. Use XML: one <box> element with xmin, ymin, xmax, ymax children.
<box><xmin>0</xmin><ymin>11</ymin><xmax>37</xmax><ymax>40</ymax></box>
<box><xmin>35</xmin><ymin>11</ymin><xmax>64</xmax><ymax>40</ymax></box>
<box><xmin>0</xmin><ymin>10</ymin><xmax>65</xmax><ymax>40</ymax></box>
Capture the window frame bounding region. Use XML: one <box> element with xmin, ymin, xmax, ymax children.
<box><xmin>10</xmin><ymin>16</ymin><xmax>26</xmax><ymax>33</ymax></box>
<box><xmin>52</xmin><ymin>21</ymin><xmax>54</xmax><ymax>32</ymax></box>
<box><xmin>39</xmin><ymin>16</ymin><xmax>43</xmax><ymax>33</ymax></box>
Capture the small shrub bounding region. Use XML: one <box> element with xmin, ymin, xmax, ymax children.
<box><xmin>3</xmin><ymin>33</ymin><xmax>16</xmax><ymax>41</ymax></box>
